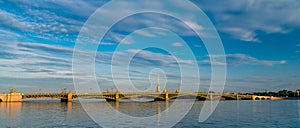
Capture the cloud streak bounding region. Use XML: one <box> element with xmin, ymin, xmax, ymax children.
<box><xmin>0</xmin><ymin>1</ymin><xmax>298</xmax><ymax>92</ymax></box>
<box><xmin>194</xmin><ymin>0</ymin><xmax>300</xmax><ymax>42</ymax></box>
<box><xmin>172</xmin><ymin>42</ymin><xmax>183</xmax><ymax>47</ymax></box>
<box><xmin>0</xmin><ymin>42</ymin><xmax>196</xmax><ymax>80</ymax></box>
<box><xmin>202</xmin><ymin>54</ymin><xmax>286</xmax><ymax>66</ymax></box>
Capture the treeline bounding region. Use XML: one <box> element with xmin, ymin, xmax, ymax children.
<box><xmin>251</xmin><ymin>89</ymin><xmax>300</xmax><ymax>97</ymax></box>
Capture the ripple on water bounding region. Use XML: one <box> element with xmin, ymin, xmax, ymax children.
<box><xmin>0</xmin><ymin>100</ymin><xmax>299</xmax><ymax>127</ymax></box>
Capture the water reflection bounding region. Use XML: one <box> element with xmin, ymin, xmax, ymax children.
<box><xmin>104</xmin><ymin>101</ymin><xmax>171</xmax><ymax>126</ymax></box>
<box><xmin>298</xmin><ymin>100</ymin><xmax>300</xmax><ymax>124</ymax></box>
<box><xmin>157</xmin><ymin>102</ymin><xmax>161</xmax><ymax>115</ymax></box>
<box><xmin>116</xmin><ymin>101</ymin><xmax>119</xmax><ymax>112</ymax></box>
<box><xmin>157</xmin><ymin>102</ymin><xmax>161</xmax><ymax>125</ymax></box>
<box><xmin>67</xmin><ymin>102</ymin><xmax>72</xmax><ymax>119</ymax></box>
<box><xmin>236</xmin><ymin>100</ymin><xmax>240</xmax><ymax>121</ymax></box>
<box><xmin>0</xmin><ymin>101</ymin><xmax>299</xmax><ymax>127</ymax></box>
<box><xmin>106</xmin><ymin>101</ymin><xmax>172</xmax><ymax>117</ymax></box>
<box><xmin>165</xmin><ymin>101</ymin><xmax>169</xmax><ymax>113</ymax></box>
<box><xmin>0</xmin><ymin>102</ymin><xmax>22</xmax><ymax>126</ymax></box>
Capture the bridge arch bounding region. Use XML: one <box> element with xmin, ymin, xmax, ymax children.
<box><xmin>169</xmin><ymin>94</ymin><xmax>205</xmax><ymax>100</ymax></box>
<box><xmin>123</xmin><ymin>95</ymin><xmax>160</xmax><ymax>99</ymax></box>
<box><xmin>0</xmin><ymin>98</ymin><xmax>2</xmax><ymax>102</ymax></box>
<box><xmin>252</xmin><ymin>96</ymin><xmax>275</xmax><ymax>100</ymax></box>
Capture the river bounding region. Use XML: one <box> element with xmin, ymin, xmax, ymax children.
<box><xmin>0</xmin><ymin>100</ymin><xmax>299</xmax><ymax>127</ymax></box>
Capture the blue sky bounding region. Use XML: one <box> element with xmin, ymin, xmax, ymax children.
<box><xmin>0</xmin><ymin>0</ymin><xmax>300</xmax><ymax>93</ymax></box>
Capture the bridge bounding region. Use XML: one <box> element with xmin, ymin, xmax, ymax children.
<box><xmin>0</xmin><ymin>75</ymin><xmax>252</xmax><ymax>102</ymax></box>
<box><xmin>1</xmin><ymin>76</ymin><xmax>280</xmax><ymax>102</ymax></box>
<box><xmin>0</xmin><ymin>88</ymin><xmax>254</xmax><ymax>102</ymax></box>
<box><xmin>251</xmin><ymin>95</ymin><xmax>283</xmax><ymax>100</ymax></box>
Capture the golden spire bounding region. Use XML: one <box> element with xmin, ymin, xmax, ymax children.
<box><xmin>156</xmin><ymin>73</ymin><xmax>161</xmax><ymax>92</ymax></box>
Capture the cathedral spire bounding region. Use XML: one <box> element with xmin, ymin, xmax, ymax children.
<box><xmin>156</xmin><ymin>73</ymin><xmax>161</xmax><ymax>92</ymax></box>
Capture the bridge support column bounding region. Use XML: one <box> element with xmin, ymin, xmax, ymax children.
<box><xmin>67</xmin><ymin>92</ymin><xmax>72</xmax><ymax>102</ymax></box>
<box><xmin>61</xmin><ymin>91</ymin><xmax>72</xmax><ymax>102</ymax></box>
<box><xmin>209</xmin><ymin>92</ymin><xmax>213</xmax><ymax>100</ymax></box>
<box><xmin>115</xmin><ymin>91</ymin><xmax>119</xmax><ymax>102</ymax></box>
<box><xmin>165</xmin><ymin>92</ymin><xmax>169</xmax><ymax>101</ymax></box>
<box><xmin>163</xmin><ymin>88</ymin><xmax>169</xmax><ymax>101</ymax></box>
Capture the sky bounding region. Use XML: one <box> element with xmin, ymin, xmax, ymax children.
<box><xmin>0</xmin><ymin>0</ymin><xmax>300</xmax><ymax>93</ymax></box>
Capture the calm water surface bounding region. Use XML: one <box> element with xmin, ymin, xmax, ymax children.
<box><xmin>0</xmin><ymin>100</ymin><xmax>300</xmax><ymax>127</ymax></box>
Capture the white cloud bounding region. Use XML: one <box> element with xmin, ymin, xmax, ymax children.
<box><xmin>0</xmin><ymin>2</ymin><xmax>87</xmax><ymax>42</ymax></box>
<box><xmin>120</xmin><ymin>14</ymin><xmax>205</xmax><ymax>37</ymax></box>
<box><xmin>100</xmin><ymin>42</ymin><xmax>116</xmax><ymax>45</ymax></box>
<box><xmin>184</xmin><ymin>21</ymin><xmax>203</xmax><ymax>31</ymax></box>
<box><xmin>106</xmin><ymin>32</ymin><xmax>134</xmax><ymax>44</ymax></box>
<box><xmin>0</xmin><ymin>42</ymin><xmax>73</xmax><ymax>79</ymax></box>
<box><xmin>135</xmin><ymin>30</ymin><xmax>155</xmax><ymax>37</ymax></box>
<box><xmin>220</xmin><ymin>27</ymin><xmax>259</xmax><ymax>42</ymax></box>
<box><xmin>204</xmin><ymin>54</ymin><xmax>286</xmax><ymax>66</ymax></box>
<box><xmin>0</xmin><ymin>11</ymin><xmax>32</xmax><ymax>31</ymax></box>
<box><xmin>172</xmin><ymin>42</ymin><xmax>183</xmax><ymax>47</ymax></box>
<box><xmin>0</xmin><ymin>41</ymin><xmax>198</xmax><ymax>80</ymax></box>
<box><xmin>195</xmin><ymin>0</ymin><xmax>300</xmax><ymax>42</ymax></box>
<box><xmin>201</xmin><ymin>59</ymin><xmax>226</xmax><ymax>66</ymax></box>
<box><xmin>297</xmin><ymin>44</ymin><xmax>300</xmax><ymax>47</ymax></box>
<box><xmin>123</xmin><ymin>49</ymin><xmax>195</xmax><ymax>66</ymax></box>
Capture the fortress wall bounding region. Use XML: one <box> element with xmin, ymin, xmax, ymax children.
<box><xmin>0</xmin><ymin>93</ymin><xmax>22</xmax><ymax>102</ymax></box>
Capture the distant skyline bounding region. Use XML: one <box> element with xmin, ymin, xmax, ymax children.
<box><xmin>1</xmin><ymin>0</ymin><xmax>300</xmax><ymax>93</ymax></box>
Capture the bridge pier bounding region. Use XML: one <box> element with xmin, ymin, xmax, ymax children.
<box><xmin>209</xmin><ymin>92</ymin><xmax>213</xmax><ymax>100</ymax></box>
<box><xmin>236</xmin><ymin>94</ymin><xmax>239</xmax><ymax>100</ymax></box>
<box><xmin>164</xmin><ymin>88</ymin><xmax>169</xmax><ymax>101</ymax></box>
<box><xmin>115</xmin><ymin>90</ymin><xmax>119</xmax><ymax>102</ymax></box>
<box><xmin>165</xmin><ymin>92</ymin><xmax>169</xmax><ymax>101</ymax></box>
<box><xmin>104</xmin><ymin>90</ymin><xmax>120</xmax><ymax>102</ymax></box>
<box><xmin>61</xmin><ymin>91</ymin><xmax>73</xmax><ymax>102</ymax></box>
<box><xmin>154</xmin><ymin>88</ymin><xmax>169</xmax><ymax>101</ymax></box>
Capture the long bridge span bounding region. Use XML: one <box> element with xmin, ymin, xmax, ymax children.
<box><xmin>0</xmin><ymin>89</ymin><xmax>254</xmax><ymax>102</ymax></box>
<box><xmin>0</xmin><ymin>76</ymin><xmax>281</xmax><ymax>102</ymax></box>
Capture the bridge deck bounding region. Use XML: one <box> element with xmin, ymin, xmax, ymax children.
<box><xmin>20</xmin><ymin>92</ymin><xmax>252</xmax><ymax>100</ymax></box>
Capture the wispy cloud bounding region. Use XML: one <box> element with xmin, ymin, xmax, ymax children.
<box><xmin>172</xmin><ymin>42</ymin><xmax>184</xmax><ymax>47</ymax></box>
<box><xmin>104</xmin><ymin>32</ymin><xmax>135</xmax><ymax>44</ymax></box>
<box><xmin>0</xmin><ymin>1</ymin><xmax>105</xmax><ymax>42</ymax></box>
<box><xmin>202</xmin><ymin>54</ymin><xmax>286</xmax><ymax>66</ymax></box>
<box><xmin>134</xmin><ymin>30</ymin><xmax>155</xmax><ymax>37</ymax></box>
<box><xmin>1</xmin><ymin>0</ymin><xmax>299</xmax><ymax>92</ymax></box>
<box><xmin>194</xmin><ymin>0</ymin><xmax>300</xmax><ymax>42</ymax></box>
<box><xmin>0</xmin><ymin>11</ymin><xmax>32</xmax><ymax>31</ymax></box>
<box><xmin>184</xmin><ymin>21</ymin><xmax>203</xmax><ymax>31</ymax></box>
<box><xmin>108</xmin><ymin>49</ymin><xmax>195</xmax><ymax>67</ymax></box>
<box><xmin>0</xmin><ymin>41</ymin><xmax>196</xmax><ymax>80</ymax></box>
<box><xmin>0</xmin><ymin>42</ymin><xmax>72</xmax><ymax>79</ymax></box>
<box><xmin>104</xmin><ymin>12</ymin><xmax>206</xmax><ymax>38</ymax></box>
<box><xmin>100</xmin><ymin>42</ymin><xmax>117</xmax><ymax>46</ymax></box>
<box><xmin>220</xmin><ymin>27</ymin><xmax>259</xmax><ymax>42</ymax></box>
<box><xmin>18</xmin><ymin>42</ymin><xmax>73</xmax><ymax>56</ymax></box>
